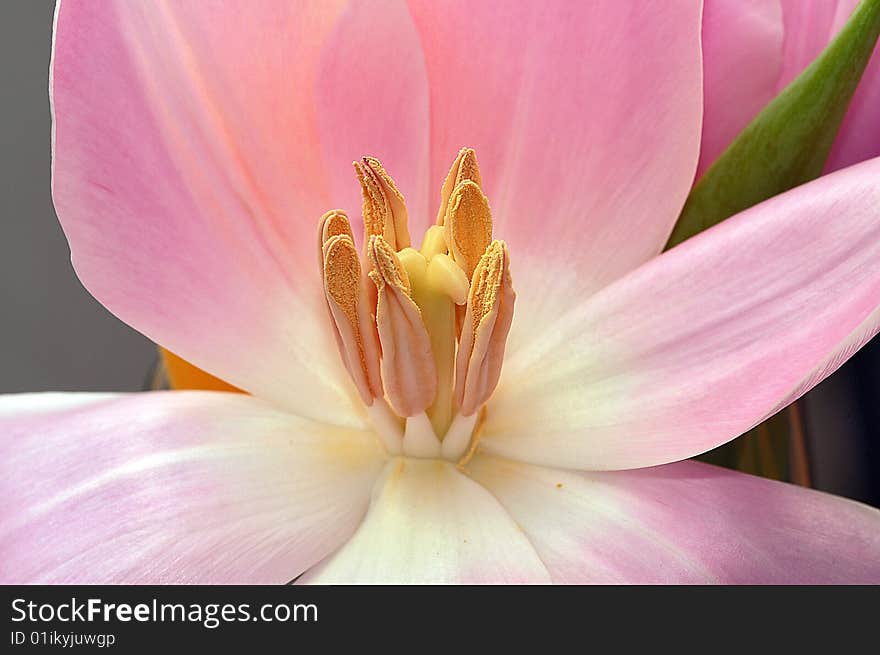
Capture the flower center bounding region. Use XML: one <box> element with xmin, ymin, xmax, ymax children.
<box><xmin>318</xmin><ymin>148</ymin><xmax>515</xmax><ymax>462</ymax></box>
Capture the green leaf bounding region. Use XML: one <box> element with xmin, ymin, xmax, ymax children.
<box><xmin>666</xmin><ymin>0</ymin><xmax>880</xmax><ymax>249</ymax></box>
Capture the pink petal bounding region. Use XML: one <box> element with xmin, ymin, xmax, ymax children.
<box><xmin>698</xmin><ymin>0</ymin><xmax>784</xmax><ymax>177</ymax></box>
<box><xmin>825</xmin><ymin>1</ymin><xmax>880</xmax><ymax>172</ymax></box>
<box><xmin>777</xmin><ymin>0</ymin><xmax>880</xmax><ymax>173</ymax></box>
<box><xmin>485</xmin><ymin>157</ymin><xmax>880</xmax><ymax>471</ymax></box>
<box><xmin>51</xmin><ymin>1</ymin><xmax>363</xmax><ymax>423</ymax></box>
<box><xmin>0</xmin><ymin>392</ymin><xmax>384</xmax><ymax>583</ymax></box>
<box><xmin>315</xmin><ymin>0</ymin><xmax>431</xmax><ymax>238</ymax></box>
<box><xmin>777</xmin><ymin>0</ymin><xmax>845</xmax><ymax>89</ymax></box>
<box><xmin>700</xmin><ymin>0</ymin><xmax>880</xmax><ymax>173</ymax></box>
<box><xmin>468</xmin><ymin>455</ymin><xmax>880</xmax><ymax>584</ymax></box>
<box><xmin>301</xmin><ymin>458</ymin><xmax>550</xmax><ymax>584</ymax></box>
<box><xmin>407</xmin><ymin>0</ymin><xmax>703</xmax><ymax>297</ymax></box>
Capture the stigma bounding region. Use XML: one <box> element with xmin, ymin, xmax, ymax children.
<box><xmin>318</xmin><ymin>148</ymin><xmax>515</xmax><ymax>462</ymax></box>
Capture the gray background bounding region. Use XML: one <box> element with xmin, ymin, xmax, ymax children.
<box><xmin>1</xmin><ymin>0</ymin><xmax>157</xmax><ymax>392</ymax></box>
<box><xmin>1</xmin><ymin>1</ymin><xmax>877</xmax><ymax>504</ymax></box>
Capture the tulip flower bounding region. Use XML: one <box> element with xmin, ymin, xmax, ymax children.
<box><xmin>2</xmin><ymin>1</ymin><xmax>879</xmax><ymax>584</ymax></box>
<box><xmin>701</xmin><ymin>0</ymin><xmax>880</xmax><ymax>176</ymax></box>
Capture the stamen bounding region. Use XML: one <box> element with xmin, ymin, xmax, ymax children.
<box><xmin>440</xmin><ymin>411</ymin><xmax>479</xmax><ymax>460</ymax></box>
<box><xmin>318</xmin><ymin>147</ymin><xmax>510</xmax><ymax>461</ymax></box>
<box><xmin>444</xmin><ymin>180</ymin><xmax>493</xmax><ymax>280</ymax></box>
<box><xmin>321</xmin><ymin>233</ymin><xmax>383</xmax><ymax>406</ymax></box>
<box><xmin>318</xmin><ymin>209</ymin><xmax>353</xmax><ymax>265</ymax></box>
<box><xmin>354</xmin><ymin>156</ymin><xmax>411</xmax><ymax>253</ymax></box>
<box><xmin>454</xmin><ymin>240</ymin><xmax>515</xmax><ymax>417</ymax></box>
<box><xmin>436</xmin><ymin>147</ymin><xmax>483</xmax><ymax>226</ymax></box>
<box><xmin>366</xmin><ymin>402</ymin><xmax>404</xmax><ymax>455</ymax></box>
<box><xmin>368</xmin><ymin>235</ymin><xmax>438</xmax><ymax>418</ymax></box>
<box><xmin>317</xmin><ymin>210</ymin><xmax>354</xmax><ymax>357</ymax></box>
<box><xmin>455</xmin><ymin>407</ymin><xmax>487</xmax><ymax>469</ymax></box>
<box><xmin>403</xmin><ymin>412</ymin><xmax>442</xmax><ymax>458</ymax></box>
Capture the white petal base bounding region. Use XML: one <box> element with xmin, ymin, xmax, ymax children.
<box><xmin>302</xmin><ymin>457</ymin><xmax>550</xmax><ymax>584</ymax></box>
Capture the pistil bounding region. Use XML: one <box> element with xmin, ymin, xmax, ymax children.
<box><xmin>401</xmin><ymin>251</ymin><xmax>468</xmax><ymax>438</ymax></box>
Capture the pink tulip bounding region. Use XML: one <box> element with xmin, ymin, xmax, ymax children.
<box><xmin>2</xmin><ymin>0</ymin><xmax>879</xmax><ymax>584</ymax></box>
<box><xmin>700</xmin><ymin>0</ymin><xmax>880</xmax><ymax>176</ymax></box>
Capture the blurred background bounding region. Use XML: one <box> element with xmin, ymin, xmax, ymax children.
<box><xmin>1</xmin><ymin>1</ymin><xmax>878</xmax><ymax>507</ymax></box>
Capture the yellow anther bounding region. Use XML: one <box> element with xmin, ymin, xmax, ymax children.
<box><xmin>368</xmin><ymin>235</ymin><xmax>437</xmax><ymax>418</ymax></box>
<box><xmin>354</xmin><ymin>161</ymin><xmax>389</xmax><ymax>245</ymax></box>
<box><xmin>436</xmin><ymin>147</ymin><xmax>483</xmax><ymax>226</ymax></box>
<box><xmin>367</xmin><ymin>234</ymin><xmax>412</xmax><ymax>296</ymax></box>
<box><xmin>318</xmin><ymin>209</ymin><xmax>353</xmax><ymax>266</ymax></box>
<box><xmin>321</xmin><ymin>233</ymin><xmax>383</xmax><ymax>405</ymax></box>
<box><xmin>455</xmin><ymin>240</ymin><xmax>515</xmax><ymax>417</ymax></box>
<box><xmin>354</xmin><ymin>156</ymin><xmax>411</xmax><ymax>252</ymax></box>
<box><xmin>363</xmin><ymin>156</ymin><xmax>409</xmax><ymax>244</ymax></box>
<box><xmin>444</xmin><ymin>180</ymin><xmax>493</xmax><ymax>280</ymax></box>
<box><xmin>324</xmin><ymin>235</ymin><xmax>361</xmax><ymax>324</ymax></box>
<box><xmin>469</xmin><ymin>240</ymin><xmax>506</xmax><ymax>331</ymax></box>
